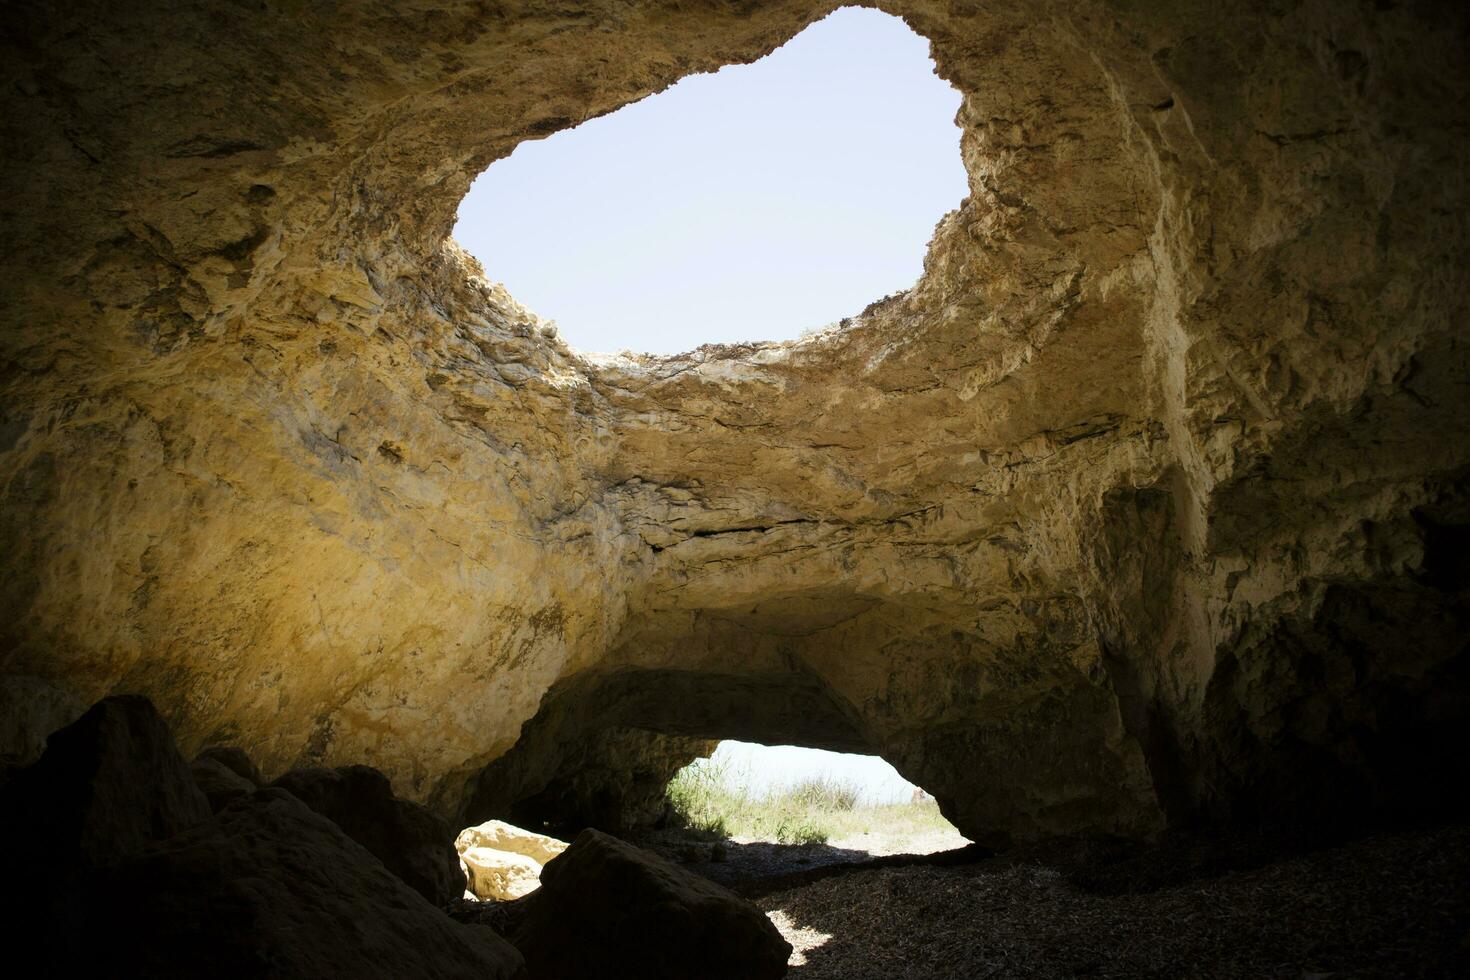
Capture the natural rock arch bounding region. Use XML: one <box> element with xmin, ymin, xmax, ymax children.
<box><xmin>1</xmin><ymin>1</ymin><xmax>1467</xmax><ymax>847</ymax></box>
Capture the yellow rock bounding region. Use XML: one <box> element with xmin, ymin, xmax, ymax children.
<box><xmin>456</xmin><ymin>820</ymin><xmax>568</xmax><ymax>866</ymax></box>
<box><xmin>461</xmin><ymin>846</ymin><xmax>546</xmax><ymax>901</ymax></box>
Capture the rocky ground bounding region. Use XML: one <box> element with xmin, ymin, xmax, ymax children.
<box><xmin>747</xmin><ymin>823</ymin><xmax>1470</xmax><ymax>978</ymax></box>
<box><xmin>637</xmin><ymin>820</ymin><xmax>1470</xmax><ymax>978</ymax></box>
<box><xmin>632</xmin><ymin>813</ymin><xmax>974</xmax><ymax>893</ymax></box>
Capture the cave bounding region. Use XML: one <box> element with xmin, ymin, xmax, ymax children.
<box><xmin>2</xmin><ymin>0</ymin><xmax>1469</xmax><ymax>977</ymax></box>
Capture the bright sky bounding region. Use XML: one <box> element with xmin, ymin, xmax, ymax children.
<box><xmin>453</xmin><ymin>6</ymin><xmax>966</xmax><ymax>355</ymax></box>
<box><xmin>706</xmin><ymin>740</ymin><xmax>921</xmax><ymax>805</ymax></box>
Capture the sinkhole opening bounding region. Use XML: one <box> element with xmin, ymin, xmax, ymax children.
<box><xmin>453</xmin><ymin>6</ymin><xmax>966</xmax><ymax>356</ymax></box>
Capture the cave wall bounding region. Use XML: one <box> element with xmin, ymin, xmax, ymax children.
<box><xmin>1</xmin><ymin>0</ymin><xmax>1467</xmax><ymax>845</ymax></box>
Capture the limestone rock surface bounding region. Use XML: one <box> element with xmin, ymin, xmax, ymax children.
<box><xmin>457</xmin><ymin>819</ymin><xmax>568</xmax><ymax>899</ymax></box>
<box><xmin>459</xmin><ymin>819</ymin><xmax>568</xmax><ymax>865</ymax></box>
<box><xmin>192</xmin><ymin>755</ymin><xmax>256</xmax><ymax>812</ymax></box>
<box><xmin>0</xmin><ymin>0</ymin><xmax>1468</xmax><ymax>847</ymax></box>
<box><xmin>196</xmin><ymin>745</ymin><xmax>265</xmax><ymax>786</ymax></box>
<box><xmin>463</xmin><ymin>845</ymin><xmax>546</xmax><ymax>901</ymax></box>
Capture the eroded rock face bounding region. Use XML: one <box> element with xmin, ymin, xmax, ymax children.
<box><xmin>1</xmin><ymin>0</ymin><xmax>1468</xmax><ymax>846</ymax></box>
<box><xmin>4</xmin><ymin>702</ymin><xmax>524</xmax><ymax>977</ymax></box>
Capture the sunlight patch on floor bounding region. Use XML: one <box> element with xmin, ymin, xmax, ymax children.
<box><xmin>766</xmin><ymin>908</ymin><xmax>833</xmax><ymax>967</ymax></box>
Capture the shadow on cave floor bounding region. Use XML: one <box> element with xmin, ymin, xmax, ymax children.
<box><xmin>757</xmin><ymin>820</ymin><xmax>1470</xmax><ymax>979</ymax></box>
<box><xmin>627</xmin><ymin>826</ymin><xmax>990</xmax><ymax>897</ymax></box>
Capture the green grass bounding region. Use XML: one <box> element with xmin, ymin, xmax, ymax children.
<box><xmin>666</xmin><ymin>755</ymin><xmax>956</xmax><ymax>847</ymax></box>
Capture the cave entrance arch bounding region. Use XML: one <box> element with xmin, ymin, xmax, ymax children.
<box><xmin>459</xmin><ymin>665</ymin><xmax>941</xmax><ymax>841</ymax></box>
<box><xmin>665</xmin><ymin>739</ymin><xmax>964</xmax><ymax>854</ymax></box>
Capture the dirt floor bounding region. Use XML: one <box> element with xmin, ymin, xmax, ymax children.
<box><xmin>653</xmin><ymin>821</ymin><xmax>1470</xmax><ymax>978</ymax></box>
<box><xmin>631</xmin><ymin>823</ymin><xmax>972</xmax><ymax>892</ymax></box>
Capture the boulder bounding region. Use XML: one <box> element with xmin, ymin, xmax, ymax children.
<box><xmin>192</xmin><ymin>755</ymin><xmax>258</xmax><ymax>812</ymax></box>
<box><xmin>457</xmin><ymin>819</ymin><xmax>568</xmax><ymax>865</ymax></box>
<box><xmin>0</xmin><ymin>694</ymin><xmax>212</xmax><ymax>966</ymax></box>
<box><xmin>195</xmin><ymin>745</ymin><xmax>264</xmax><ymax>785</ymax></box>
<box><xmin>462</xmin><ymin>845</ymin><xmax>545</xmax><ymax>901</ymax></box>
<box><xmin>503</xmin><ymin>828</ymin><xmax>790</xmax><ymax>979</ymax></box>
<box><xmin>90</xmin><ymin>789</ymin><xmax>525</xmax><ymax>979</ymax></box>
<box><xmin>272</xmin><ymin>764</ymin><xmax>462</xmax><ymax>905</ymax></box>
<box><xmin>0</xmin><ymin>694</ymin><xmax>209</xmax><ymax>867</ymax></box>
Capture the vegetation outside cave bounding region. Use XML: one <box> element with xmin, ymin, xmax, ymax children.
<box><xmin>662</xmin><ymin>741</ymin><xmax>967</xmax><ymax>856</ymax></box>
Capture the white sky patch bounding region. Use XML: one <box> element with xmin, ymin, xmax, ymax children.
<box><xmin>708</xmin><ymin>740</ymin><xmax>922</xmax><ymax>805</ymax></box>
<box><xmin>453</xmin><ymin>6</ymin><xmax>966</xmax><ymax>355</ymax></box>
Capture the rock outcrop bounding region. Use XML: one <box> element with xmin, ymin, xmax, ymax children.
<box><xmin>501</xmin><ymin>828</ymin><xmax>792</xmax><ymax>980</ymax></box>
<box><xmin>0</xmin><ymin>695</ymin><xmax>213</xmax><ymax>957</ymax></box>
<box><xmin>1</xmin><ymin>0</ymin><xmax>1467</xmax><ymax>848</ymax></box>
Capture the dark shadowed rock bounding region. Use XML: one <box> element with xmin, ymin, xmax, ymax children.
<box><xmin>196</xmin><ymin>745</ymin><xmax>264</xmax><ymax>785</ymax></box>
<box><xmin>91</xmin><ymin>789</ymin><xmax>525</xmax><ymax>979</ymax></box>
<box><xmin>272</xmin><ymin>764</ymin><xmax>463</xmax><ymax>905</ymax></box>
<box><xmin>504</xmin><ymin>828</ymin><xmax>790</xmax><ymax>979</ymax></box>
<box><xmin>0</xmin><ymin>694</ymin><xmax>209</xmax><ymax>867</ymax></box>
<box><xmin>192</xmin><ymin>754</ymin><xmax>258</xmax><ymax>812</ymax></box>
<box><xmin>0</xmin><ymin>694</ymin><xmax>212</xmax><ymax>966</ymax></box>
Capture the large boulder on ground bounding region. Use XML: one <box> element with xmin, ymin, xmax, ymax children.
<box><xmin>91</xmin><ymin>789</ymin><xmax>525</xmax><ymax>979</ymax></box>
<box><xmin>457</xmin><ymin>819</ymin><xmax>568</xmax><ymax>865</ymax></box>
<box><xmin>503</xmin><ymin>828</ymin><xmax>790</xmax><ymax>979</ymax></box>
<box><xmin>191</xmin><ymin>747</ymin><xmax>262</xmax><ymax>813</ymax></box>
<box><xmin>0</xmin><ymin>694</ymin><xmax>209</xmax><ymax>866</ymax></box>
<box><xmin>462</xmin><ymin>845</ymin><xmax>545</xmax><ymax>901</ymax></box>
<box><xmin>272</xmin><ymin>764</ymin><xmax>462</xmax><ymax>905</ymax></box>
<box><xmin>0</xmin><ymin>694</ymin><xmax>213</xmax><ymax>966</ymax></box>
<box><xmin>196</xmin><ymin>745</ymin><xmax>264</xmax><ymax>785</ymax></box>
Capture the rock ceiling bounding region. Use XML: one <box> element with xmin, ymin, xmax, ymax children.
<box><xmin>1</xmin><ymin>0</ymin><xmax>1467</xmax><ymax>844</ymax></box>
